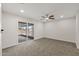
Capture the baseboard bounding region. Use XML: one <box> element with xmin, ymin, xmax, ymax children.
<box><xmin>34</xmin><ymin>37</ymin><xmax>44</xmax><ymax>40</ymax></box>
<box><xmin>43</xmin><ymin>37</ymin><xmax>76</xmax><ymax>46</ymax></box>
<box><xmin>36</xmin><ymin>37</ymin><xmax>76</xmax><ymax>47</ymax></box>
<box><xmin>2</xmin><ymin>43</ymin><xmax>18</xmax><ymax>50</ymax></box>
<box><xmin>44</xmin><ymin>37</ymin><xmax>75</xmax><ymax>43</ymax></box>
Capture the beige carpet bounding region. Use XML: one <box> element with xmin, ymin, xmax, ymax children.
<box><xmin>2</xmin><ymin>38</ymin><xmax>79</xmax><ymax>56</ymax></box>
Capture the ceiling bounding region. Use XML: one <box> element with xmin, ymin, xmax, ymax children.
<box><xmin>2</xmin><ymin>3</ymin><xmax>79</xmax><ymax>21</ymax></box>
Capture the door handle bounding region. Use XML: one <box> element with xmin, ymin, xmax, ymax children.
<box><xmin>1</xmin><ymin>29</ymin><xmax>4</xmax><ymax>32</ymax></box>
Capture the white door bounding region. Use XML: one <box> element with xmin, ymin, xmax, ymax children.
<box><xmin>2</xmin><ymin>12</ymin><xmax>18</xmax><ymax>49</ymax></box>
<box><xmin>0</xmin><ymin>3</ymin><xmax>2</xmax><ymax>56</ymax></box>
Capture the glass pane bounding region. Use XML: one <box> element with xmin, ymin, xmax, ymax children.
<box><xmin>18</xmin><ymin>22</ymin><xmax>28</xmax><ymax>43</ymax></box>
<box><xmin>28</xmin><ymin>23</ymin><xmax>34</xmax><ymax>40</ymax></box>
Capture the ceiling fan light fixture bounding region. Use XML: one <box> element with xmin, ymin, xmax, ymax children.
<box><xmin>45</xmin><ymin>17</ymin><xmax>49</xmax><ymax>20</ymax></box>
<box><xmin>41</xmin><ymin>14</ymin><xmax>55</xmax><ymax>22</ymax></box>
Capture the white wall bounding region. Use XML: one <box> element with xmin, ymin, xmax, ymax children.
<box><xmin>32</xmin><ymin>21</ymin><xmax>44</xmax><ymax>40</ymax></box>
<box><xmin>44</xmin><ymin>17</ymin><xmax>76</xmax><ymax>43</ymax></box>
<box><xmin>0</xmin><ymin>4</ymin><xmax>2</xmax><ymax>56</ymax></box>
<box><xmin>76</xmin><ymin>11</ymin><xmax>79</xmax><ymax>48</ymax></box>
<box><xmin>2</xmin><ymin>12</ymin><xmax>44</xmax><ymax>49</ymax></box>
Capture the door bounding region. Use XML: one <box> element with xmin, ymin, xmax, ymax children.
<box><xmin>18</xmin><ymin>22</ymin><xmax>34</xmax><ymax>43</ymax></box>
<box><xmin>28</xmin><ymin>23</ymin><xmax>34</xmax><ymax>40</ymax></box>
<box><xmin>18</xmin><ymin>21</ymin><xmax>28</xmax><ymax>43</ymax></box>
<box><xmin>0</xmin><ymin>3</ymin><xmax>2</xmax><ymax>55</ymax></box>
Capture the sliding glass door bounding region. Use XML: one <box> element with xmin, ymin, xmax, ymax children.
<box><xmin>18</xmin><ymin>21</ymin><xmax>34</xmax><ymax>43</ymax></box>
<box><xmin>18</xmin><ymin>22</ymin><xmax>28</xmax><ymax>43</ymax></box>
<box><xmin>28</xmin><ymin>23</ymin><xmax>34</xmax><ymax>40</ymax></box>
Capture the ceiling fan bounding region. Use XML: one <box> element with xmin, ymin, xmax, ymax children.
<box><xmin>40</xmin><ymin>14</ymin><xmax>55</xmax><ymax>21</ymax></box>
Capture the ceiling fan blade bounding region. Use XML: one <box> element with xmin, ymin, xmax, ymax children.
<box><xmin>41</xmin><ymin>16</ymin><xmax>46</xmax><ymax>18</ymax></box>
<box><xmin>49</xmin><ymin>17</ymin><xmax>55</xmax><ymax>19</ymax></box>
<box><xmin>49</xmin><ymin>15</ymin><xmax>54</xmax><ymax>19</ymax></box>
<box><xmin>49</xmin><ymin>15</ymin><xmax>54</xmax><ymax>17</ymax></box>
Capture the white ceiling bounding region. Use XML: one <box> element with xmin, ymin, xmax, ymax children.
<box><xmin>2</xmin><ymin>3</ymin><xmax>79</xmax><ymax>20</ymax></box>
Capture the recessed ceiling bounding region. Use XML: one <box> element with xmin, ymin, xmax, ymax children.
<box><xmin>2</xmin><ymin>3</ymin><xmax>79</xmax><ymax>20</ymax></box>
